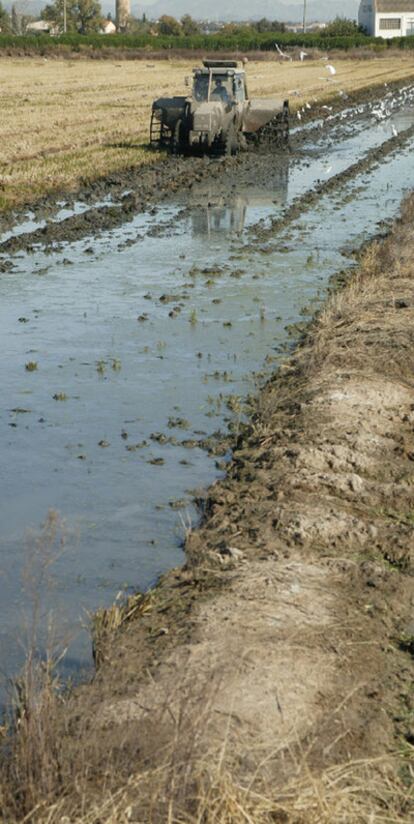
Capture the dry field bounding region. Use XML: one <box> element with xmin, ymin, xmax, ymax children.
<box><xmin>1</xmin><ymin>54</ymin><xmax>414</xmax><ymax>211</ymax></box>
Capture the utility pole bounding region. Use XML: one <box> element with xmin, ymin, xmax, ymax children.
<box><xmin>303</xmin><ymin>0</ymin><xmax>307</xmax><ymax>32</ymax></box>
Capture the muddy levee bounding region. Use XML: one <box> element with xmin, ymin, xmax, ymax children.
<box><xmin>3</xmin><ymin>195</ymin><xmax>414</xmax><ymax>820</ymax></box>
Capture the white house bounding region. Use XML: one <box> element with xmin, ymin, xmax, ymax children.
<box><xmin>26</xmin><ymin>20</ymin><xmax>55</xmax><ymax>34</ymax></box>
<box><xmin>359</xmin><ymin>1</ymin><xmax>414</xmax><ymax>38</ymax></box>
<box><xmin>99</xmin><ymin>19</ymin><xmax>117</xmax><ymax>34</ymax></box>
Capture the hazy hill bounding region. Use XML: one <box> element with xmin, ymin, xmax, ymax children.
<box><xmin>3</xmin><ymin>0</ymin><xmax>359</xmax><ymax>24</ymax></box>
<box><xmin>137</xmin><ymin>0</ymin><xmax>360</xmax><ymax>23</ymax></box>
<box><xmin>5</xmin><ymin>0</ymin><xmax>359</xmax><ymax>23</ymax></box>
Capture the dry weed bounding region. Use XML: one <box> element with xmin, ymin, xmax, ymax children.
<box><xmin>90</xmin><ymin>590</ymin><xmax>153</xmax><ymax>666</ymax></box>
<box><xmin>0</xmin><ymin>512</ymin><xmax>76</xmax><ymax>819</ymax></box>
<box><xmin>7</xmin><ymin>749</ymin><xmax>412</xmax><ymax>823</ymax></box>
<box><xmin>1</xmin><ymin>639</ymin><xmax>413</xmax><ymax>822</ymax></box>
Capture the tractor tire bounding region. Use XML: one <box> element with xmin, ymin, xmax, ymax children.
<box><xmin>224</xmin><ymin>123</ymin><xmax>239</xmax><ymax>156</ymax></box>
<box><xmin>172</xmin><ymin>119</ymin><xmax>183</xmax><ymax>155</ymax></box>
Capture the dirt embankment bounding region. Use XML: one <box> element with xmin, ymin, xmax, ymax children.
<box><xmin>2</xmin><ymin>202</ymin><xmax>414</xmax><ymax>821</ymax></box>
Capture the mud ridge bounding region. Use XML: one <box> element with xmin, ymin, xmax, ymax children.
<box><xmin>248</xmin><ymin>121</ymin><xmax>414</xmax><ymax>244</ymax></box>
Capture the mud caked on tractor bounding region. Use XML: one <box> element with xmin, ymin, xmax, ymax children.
<box><xmin>150</xmin><ymin>60</ymin><xmax>289</xmax><ymax>155</ymax></box>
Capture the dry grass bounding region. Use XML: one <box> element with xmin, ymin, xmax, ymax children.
<box><xmin>1</xmin><ymin>629</ymin><xmax>413</xmax><ymax>823</ymax></box>
<box><xmin>1</xmin><ymin>671</ymin><xmax>413</xmax><ymax>824</ymax></box>
<box><xmin>90</xmin><ymin>590</ymin><xmax>153</xmax><ymax>666</ymax></box>
<box><xmin>1</xmin><ymin>54</ymin><xmax>414</xmax><ymax>211</ymax></box>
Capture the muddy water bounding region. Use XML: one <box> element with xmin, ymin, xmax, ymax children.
<box><xmin>1</xmin><ymin>103</ymin><xmax>414</xmax><ymax>698</ymax></box>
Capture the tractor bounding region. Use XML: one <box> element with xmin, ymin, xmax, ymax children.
<box><xmin>150</xmin><ymin>60</ymin><xmax>289</xmax><ymax>155</ymax></box>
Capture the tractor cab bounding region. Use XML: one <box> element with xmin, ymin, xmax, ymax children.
<box><xmin>192</xmin><ymin>60</ymin><xmax>247</xmax><ymax>106</ymax></box>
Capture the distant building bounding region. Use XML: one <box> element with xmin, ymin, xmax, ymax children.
<box><xmin>285</xmin><ymin>21</ymin><xmax>327</xmax><ymax>33</ymax></box>
<box><xmin>359</xmin><ymin>1</ymin><xmax>414</xmax><ymax>37</ymax></box>
<box><xmin>26</xmin><ymin>20</ymin><xmax>58</xmax><ymax>35</ymax></box>
<box><xmin>100</xmin><ymin>19</ymin><xmax>117</xmax><ymax>34</ymax></box>
<box><xmin>116</xmin><ymin>0</ymin><xmax>130</xmax><ymax>32</ymax></box>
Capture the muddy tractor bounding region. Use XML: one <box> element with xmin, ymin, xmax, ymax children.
<box><xmin>150</xmin><ymin>60</ymin><xmax>289</xmax><ymax>155</ymax></box>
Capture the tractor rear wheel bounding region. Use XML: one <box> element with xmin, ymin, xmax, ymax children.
<box><xmin>224</xmin><ymin>124</ymin><xmax>239</xmax><ymax>156</ymax></box>
<box><xmin>172</xmin><ymin>119</ymin><xmax>183</xmax><ymax>155</ymax></box>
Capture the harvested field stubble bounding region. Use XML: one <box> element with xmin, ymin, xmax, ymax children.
<box><xmin>1</xmin><ymin>55</ymin><xmax>414</xmax><ymax>211</ymax></box>
<box><xmin>2</xmin><ymin>198</ymin><xmax>414</xmax><ymax>821</ymax></box>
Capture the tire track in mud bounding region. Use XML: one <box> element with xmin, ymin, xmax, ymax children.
<box><xmin>247</xmin><ymin>122</ymin><xmax>414</xmax><ymax>245</ymax></box>
<box><xmin>1</xmin><ymin>82</ymin><xmax>414</xmax><ymax>257</ymax></box>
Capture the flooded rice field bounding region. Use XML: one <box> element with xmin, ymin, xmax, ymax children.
<box><xmin>1</xmin><ymin>87</ymin><xmax>414</xmax><ymax>699</ymax></box>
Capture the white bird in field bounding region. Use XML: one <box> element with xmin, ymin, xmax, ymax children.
<box><xmin>391</xmin><ymin>124</ymin><xmax>398</xmax><ymax>137</ymax></box>
<box><xmin>275</xmin><ymin>42</ymin><xmax>290</xmax><ymax>59</ymax></box>
<box><xmin>300</xmin><ymin>50</ymin><xmax>308</xmax><ymax>61</ymax></box>
<box><xmin>297</xmin><ymin>111</ymin><xmax>302</xmax><ymax>120</ymax></box>
<box><xmin>326</xmin><ymin>64</ymin><xmax>337</xmax><ymax>76</ymax></box>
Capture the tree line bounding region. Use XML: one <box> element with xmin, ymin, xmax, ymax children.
<box><xmin>0</xmin><ymin>6</ymin><xmax>361</xmax><ymax>38</ymax></box>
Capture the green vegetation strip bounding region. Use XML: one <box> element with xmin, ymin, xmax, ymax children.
<box><xmin>3</xmin><ymin>31</ymin><xmax>414</xmax><ymax>53</ymax></box>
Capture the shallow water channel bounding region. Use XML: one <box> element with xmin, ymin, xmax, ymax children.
<box><xmin>1</xmin><ymin>99</ymin><xmax>414</xmax><ymax>698</ymax></box>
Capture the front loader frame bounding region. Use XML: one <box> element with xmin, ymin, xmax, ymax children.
<box><xmin>150</xmin><ymin>109</ymin><xmax>173</xmax><ymax>149</ymax></box>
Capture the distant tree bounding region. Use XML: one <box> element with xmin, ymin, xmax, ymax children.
<box><xmin>127</xmin><ymin>14</ymin><xmax>152</xmax><ymax>33</ymax></box>
<box><xmin>220</xmin><ymin>22</ymin><xmax>244</xmax><ymax>35</ymax></box>
<box><xmin>75</xmin><ymin>0</ymin><xmax>102</xmax><ymax>32</ymax></box>
<box><xmin>21</xmin><ymin>13</ymin><xmax>36</xmax><ymax>31</ymax></box>
<box><xmin>181</xmin><ymin>14</ymin><xmax>200</xmax><ymax>35</ymax></box>
<box><xmin>11</xmin><ymin>3</ymin><xmax>21</xmax><ymax>33</ymax></box>
<box><xmin>252</xmin><ymin>18</ymin><xmax>286</xmax><ymax>33</ymax></box>
<box><xmin>157</xmin><ymin>14</ymin><xmax>181</xmax><ymax>35</ymax></box>
<box><xmin>322</xmin><ymin>16</ymin><xmax>361</xmax><ymax>36</ymax></box>
<box><xmin>42</xmin><ymin>0</ymin><xmax>102</xmax><ymax>33</ymax></box>
<box><xmin>43</xmin><ymin>0</ymin><xmax>72</xmax><ymax>31</ymax></box>
<box><xmin>0</xmin><ymin>2</ymin><xmax>12</xmax><ymax>32</ymax></box>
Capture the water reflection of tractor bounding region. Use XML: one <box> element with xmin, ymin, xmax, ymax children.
<box><xmin>191</xmin><ymin>196</ymin><xmax>248</xmax><ymax>238</ymax></box>
<box><xmin>150</xmin><ymin>60</ymin><xmax>289</xmax><ymax>155</ymax></box>
<box><xmin>190</xmin><ymin>160</ymin><xmax>289</xmax><ymax>238</ymax></box>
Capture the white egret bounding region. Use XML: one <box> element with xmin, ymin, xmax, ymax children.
<box><xmin>275</xmin><ymin>43</ymin><xmax>290</xmax><ymax>59</ymax></box>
